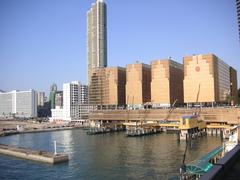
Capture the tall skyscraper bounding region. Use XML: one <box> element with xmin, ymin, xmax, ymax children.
<box><xmin>87</xmin><ymin>0</ymin><xmax>107</xmax><ymax>83</ymax></box>
<box><xmin>237</xmin><ymin>0</ymin><xmax>240</xmax><ymax>40</ymax></box>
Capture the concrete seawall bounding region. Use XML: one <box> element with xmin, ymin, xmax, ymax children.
<box><xmin>89</xmin><ymin>108</ymin><xmax>240</xmax><ymax>124</ymax></box>
<box><xmin>200</xmin><ymin>145</ymin><xmax>240</xmax><ymax>180</ymax></box>
<box><xmin>0</xmin><ymin>144</ymin><xmax>68</xmax><ymax>164</ymax></box>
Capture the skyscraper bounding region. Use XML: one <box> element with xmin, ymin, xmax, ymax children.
<box><xmin>237</xmin><ymin>0</ymin><xmax>240</xmax><ymax>40</ymax></box>
<box><xmin>87</xmin><ymin>0</ymin><xmax>107</xmax><ymax>83</ymax></box>
<box><xmin>49</xmin><ymin>83</ymin><xmax>57</xmax><ymax>109</ymax></box>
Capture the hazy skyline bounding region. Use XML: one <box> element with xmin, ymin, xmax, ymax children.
<box><xmin>1</xmin><ymin>0</ymin><xmax>239</xmax><ymax>95</ymax></box>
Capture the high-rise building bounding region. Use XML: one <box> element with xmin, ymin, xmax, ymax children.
<box><xmin>80</xmin><ymin>85</ymin><xmax>89</xmax><ymax>104</ymax></box>
<box><xmin>87</xmin><ymin>0</ymin><xmax>107</xmax><ymax>83</ymax></box>
<box><xmin>237</xmin><ymin>0</ymin><xmax>240</xmax><ymax>40</ymax></box>
<box><xmin>49</xmin><ymin>83</ymin><xmax>57</xmax><ymax>109</ymax></box>
<box><xmin>55</xmin><ymin>91</ymin><xmax>63</xmax><ymax>107</ymax></box>
<box><xmin>37</xmin><ymin>92</ymin><xmax>45</xmax><ymax>106</ymax></box>
<box><xmin>89</xmin><ymin>67</ymin><xmax>126</xmax><ymax>107</ymax></box>
<box><xmin>126</xmin><ymin>63</ymin><xmax>151</xmax><ymax>107</ymax></box>
<box><xmin>50</xmin><ymin>83</ymin><xmax>57</xmax><ymax>92</ymax></box>
<box><xmin>0</xmin><ymin>90</ymin><xmax>38</xmax><ymax>117</ymax></box>
<box><xmin>151</xmin><ymin>59</ymin><xmax>184</xmax><ymax>107</ymax></box>
<box><xmin>183</xmin><ymin>54</ymin><xmax>238</xmax><ymax>105</ymax></box>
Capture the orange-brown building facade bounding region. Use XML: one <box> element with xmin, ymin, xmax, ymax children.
<box><xmin>126</xmin><ymin>63</ymin><xmax>151</xmax><ymax>106</ymax></box>
<box><xmin>230</xmin><ymin>67</ymin><xmax>238</xmax><ymax>105</ymax></box>
<box><xmin>89</xmin><ymin>67</ymin><xmax>126</xmax><ymax>106</ymax></box>
<box><xmin>184</xmin><ymin>54</ymin><xmax>238</xmax><ymax>105</ymax></box>
<box><xmin>151</xmin><ymin>59</ymin><xmax>183</xmax><ymax>107</ymax></box>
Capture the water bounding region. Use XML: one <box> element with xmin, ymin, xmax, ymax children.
<box><xmin>0</xmin><ymin>129</ymin><xmax>222</xmax><ymax>180</ymax></box>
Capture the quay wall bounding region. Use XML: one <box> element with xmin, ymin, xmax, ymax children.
<box><xmin>89</xmin><ymin>108</ymin><xmax>240</xmax><ymax>124</ymax></box>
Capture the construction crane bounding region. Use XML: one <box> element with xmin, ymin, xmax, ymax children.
<box><xmin>163</xmin><ymin>99</ymin><xmax>178</xmax><ymax>122</ymax></box>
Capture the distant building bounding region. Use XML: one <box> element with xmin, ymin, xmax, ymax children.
<box><xmin>89</xmin><ymin>67</ymin><xmax>126</xmax><ymax>107</ymax></box>
<box><xmin>183</xmin><ymin>54</ymin><xmax>238</xmax><ymax>105</ymax></box>
<box><xmin>80</xmin><ymin>85</ymin><xmax>89</xmax><ymax>104</ymax></box>
<box><xmin>50</xmin><ymin>81</ymin><xmax>92</xmax><ymax>122</ymax></box>
<box><xmin>37</xmin><ymin>101</ymin><xmax>51</xmax><ymax>118</ymax></box>
<box><xmin>55</xmin><ymin>91</ymin><xmax>63</xmax><ymax>107</ymax></box>
<box><xmin>125</xmin><ymin>63</ymin><xmax>151</xmax><ymax>108</ymax></box>
<box><xmin>87</xmin><ymin>0</ymin><xmax>107</xmax><ymax>83</ymax></box>
<box><xmin>0</xmin><ymin>90</ymin><xmax>38</xmax><ymax>118</ymax></box>
<box><xmin>37</xmin><ymin>92</ymin><xmax>45</xmax><ymax>106</ymax></box>
<box><xmin>151</xmin><ymin>59</ymin><xmax>184</xmax><ymax>107</ymax></box>
<box><xmin>49</xmin><ymin>83</ymin><xmax>57</xmax><ymax>109</ymax></box>
<box><xmin>50</xmin><ymin>83</ymin><xmax>57</xmax><ymax>92</ymax></box>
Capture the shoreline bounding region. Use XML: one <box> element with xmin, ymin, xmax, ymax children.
<box><xmin>0</xmin><ymin>126</ymin><xmax>88</xmax><ymax>137</ymax></box>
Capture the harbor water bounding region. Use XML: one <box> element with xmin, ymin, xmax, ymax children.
<box><xmin>0</xmin><ymin>129</ymin><xmax>222</xmax><ymax>179</ymax></box>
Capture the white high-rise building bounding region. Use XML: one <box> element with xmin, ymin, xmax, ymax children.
<box><xmin>87</xmin><ymin>0</ymin><xmax>107</xmax><ymax>83</ymax></box>
<box><xmin>0</xmin><ymin>90</ymin><xmax>38</xmax><ymax>118</ymax></box>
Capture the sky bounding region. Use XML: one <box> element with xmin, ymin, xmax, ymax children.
<box><xmin>0</xmin><ymin>0</ymin><xmax>239</xmax><ymax>96</ymax></box>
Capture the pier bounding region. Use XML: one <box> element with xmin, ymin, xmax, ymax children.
<box><xmin>124</xmin><ymin>122</ymin><xmax>161</xmax><ymax>137</ymax></box>
<box><xmin>0</xmin><ymin>144</ymin><xmax>68</xmax><ymax>164</ymax></box>
<box><xmin>179</xmin><ymin>115</ymin><xmax>207</xmax><ymax>141</ymax></box>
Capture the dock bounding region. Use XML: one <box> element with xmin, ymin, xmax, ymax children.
<box><xmin>0</xmin><ymin>144</ymin><xmax>69</xmax><ymax>164</ymax></box>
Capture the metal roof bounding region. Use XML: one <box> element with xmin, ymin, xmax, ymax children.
<box><xmin>186</xmin><ymin>146</ymin><xmax>224</xmax><ymax>175</ymax></box>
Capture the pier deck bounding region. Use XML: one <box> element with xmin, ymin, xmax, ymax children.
<box><xmin>0</xmin><ymin>144</ymin><xmax>68</xmax><ymax>164</ymax></box>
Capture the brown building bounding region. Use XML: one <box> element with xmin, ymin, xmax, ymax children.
<box><xmin>151</xmin><ymin>59</ymin><xmax>183</xmax><ymax>107</ymax></box>
<box><xmin>126</xmin><ymin>63</ymin><xmax>151</xmax><ymax>106</ymax></box>
<box><xmin>184</xmin><ymin>54</ymin><xmax>238</xmax><ymax>105</ymax></box>
<box><xmin>230</xmin><ymin>67</ymin><xmax>238</xmax><ymax>105</ymax></box>
<box><xmin>89</xmin><ymin>67</ymin><xmax>126</xmax><ymax>106</ymax></box>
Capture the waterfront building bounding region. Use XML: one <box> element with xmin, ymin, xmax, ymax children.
<box><xmin>37</xmin><ymin>92</ymin><xmax>45</xmax><ymax>106</ymax></box>
<box><xmin>0</xmin><ymin>90</ymin><xmax>38</xmax><ymax>117</ymax></box>
<box><xmin>237</xmin><ymin>0</ymin><xmax>240</xmax><ymax>40</ymax></box>
<box><xmin>50</xmin><ymin>81</ymin><xmax>92</xmax><ymax>122</ymax></box>
<box><xmin>55</xmin><ymin>91</ymin><xmax>63</xmax><ymax>107</ymax></box>
<box><xmin>50</xmin><ymin>106</ymin><xmax>64</xmax><ymax>121</ymax></box>
<box><xmin>125</xmin><ymin>63</ymin><xmax>151</xmax><ymax>108</ymax></box>
<box><xmin>87</xmin><ymin>0</ymin><xmax>107</xmax><ymax>83</ymax></box>
<box><xmin>89</xmin><ymin>67</ymin><xmax>126</xmax><ymax>107</ymax></box>
<box><xmin>151</xmin><ymin>59</ymin><xmax>184</xmax><ymax>107</ymax></box>
<box><xmin>183</xmin><ymin>54</ymin><xmax>238</xmax><ymax>105</ymax></box>
<box><xmin>63</xmin><ymin>81</ymin><xmax>81</xmax><ymax>120</ymax></box>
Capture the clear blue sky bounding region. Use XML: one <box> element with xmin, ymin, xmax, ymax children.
<box><xmin>0</xmin><ymin>0</ymin><xmax>239</xmax><ymax>96</ymax></box>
